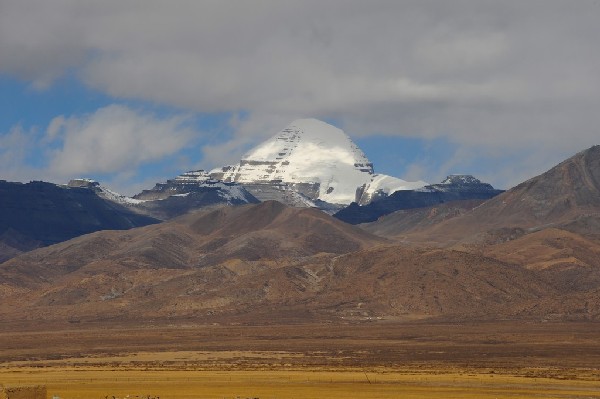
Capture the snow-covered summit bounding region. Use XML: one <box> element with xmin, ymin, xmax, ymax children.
<box><xmin>242</xmin><ymin>118</ymin><xmax>371</xmax><ymax>165</ymax></box>
<box><xmin>210</xmin><ymin>119</ymin><xmax>426</xmax><ymax>205</ymax></box>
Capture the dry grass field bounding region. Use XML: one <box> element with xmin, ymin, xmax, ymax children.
<box><xmin>2</xmin><ymin>366</ymin><xmax>600</xmax><ymax>399</ymax></box>
<box><xmin>1</xmin><ymin>320</ymin><xmax>600</xmax><ymax>398</ymax></box>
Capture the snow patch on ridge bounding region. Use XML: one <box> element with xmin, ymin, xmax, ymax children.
<box><xmin>98</xmin><ymin>185</ymin><xmax>147</xmax><ymax>204</ymax></box>
<box><xmin>131</xmin><ymin>170</ymin><xmax>257</xmax><ymax>205</ymax></box>
<box><xmin>67</xmin><ymin>178</ymin><xmax>146</xmax><ymax>204</ymax></box>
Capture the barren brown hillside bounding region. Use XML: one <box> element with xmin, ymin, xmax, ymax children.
<box><xmin>362</xmin><ymin>200</ymin><xmax>486</xmax><ymax>238</ymax></box>
<box><xmin>0</xmin><ymin>201</ymin><xmax>386</xmax><ymax>322</ymax></box>
<box><xmin>2</xmin><ymin>209</ymin><xmax>598</xmax><ymax>323</ymax></box>
<box><xmin>362</xmin><ymin>146</ymin><xmax>600</xmax><ymax>249</ymax></box>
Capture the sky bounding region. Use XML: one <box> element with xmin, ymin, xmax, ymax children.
<box><xmin>1</xmin><ymin>0</ymin><xmax>600</xmax><ymax>195</ymax></box>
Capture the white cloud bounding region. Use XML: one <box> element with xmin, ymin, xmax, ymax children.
<box><xmin>46</xmin><ymin>104</ymin><xmax>195</xmax><ymax>176</ymax></box>
<box><xmin>0</xmin><ymin>105</ymin><xmax>197</xmax><ymax>194</ymax></box>
<box><xmin>0</xmin><ymin>125</ymin><xmax>37</xmax><ymax>181</ymax></box>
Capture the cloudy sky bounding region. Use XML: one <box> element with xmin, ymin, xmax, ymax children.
<box><xmin>1</xmin><ymin>0</ymin><xmax>599</xmax><ymax>195</ymax></box>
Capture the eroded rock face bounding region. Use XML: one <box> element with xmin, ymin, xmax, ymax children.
<box><xmin>134</xmin><ymin>170</ymin><xmax>256</xmax><ymax>203</ymax></box>
<box><xmin>121</xmin><ymin>171</ymin><xmax>259</xmax><ymax>220</ymax></box>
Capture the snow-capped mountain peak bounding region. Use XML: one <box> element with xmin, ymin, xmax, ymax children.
<box><xmin>242</xmin><ymin>118</ymin><xmax>371</xmax><ymax>167</ymax></box>
<box><xmin>210</xmin><ymin>119</ymin><xmax>425</xmax><ymax>205</ymax></box>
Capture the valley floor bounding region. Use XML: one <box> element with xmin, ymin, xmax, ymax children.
<box><xmin>2</xmin><ymin>367</ymin><xmax>600</xmax><ymax>399</ymax></box>
<box><xmin>1</xmin><ymin>320</ymin><xmax>600</xmax><ymax>398</ymax></box>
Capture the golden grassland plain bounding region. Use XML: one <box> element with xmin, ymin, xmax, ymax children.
<box><xmin>1</xmin><ymin>321</ymin><xmax>600</xmax><ymax>398</ymax></box>
<box><xmin>2</xmin><ymin>363</ymin><xmax>600</xmax><ymax>399</ymax></box>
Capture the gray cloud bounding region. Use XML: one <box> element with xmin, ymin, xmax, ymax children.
<box><xmin>1</xmin><ymin>0</ymin><xmax>600</xmax><ymax>187</ymax></box>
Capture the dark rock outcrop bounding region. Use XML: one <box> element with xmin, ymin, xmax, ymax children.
<box><xmin>0</xmin><ymin>180</ymin><xmax>158</xmax><ymax>262</ymax></box>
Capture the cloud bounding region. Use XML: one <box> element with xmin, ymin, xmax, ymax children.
<box><xmin>0</xmin><ymin>105</ymin><xmax>197</xmax><ymax>194</ymax></box>
<box><xmin>1</xmin><ymin>1</ymin><xmax>600</xmax><ymax>188</ymax></box>
<box><xmin>46</xmin><ymin>104</ymin><xmax>195</xmax><ymax>177</ymax></box>
<box><xmin>0</xmin><ymin>124</ymin><xmax>37</xmax><ymax>181</ymax></box>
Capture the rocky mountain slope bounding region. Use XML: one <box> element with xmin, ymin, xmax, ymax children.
<box><xmin>0</xmin><ymin>201</ymin><xmax>385</xmax><ymax>321</ymax></box>
<box><xmin>334</xmin><ymin>175</ymin><xmax>503</xmax><ymax>224</ymax></box>
<box><xmin>210</xmin><ymin>119</ymin><xmax>426</xmax><ymax>205</ymax></box>
<box><xmin>133</xmin><ymin>170</ymin><xmax>256</xmax><ymax>203</ymax></box>
<box><xmin>130</xmin><ymin>170</ymin><xmax>260</xmax><ymax>219</ymax></box>
<box><xmin>358</xmin><ymin>146</ymin><xmax>600</xmax><ymax>319</ymax></box>
<box><xmin>0</xmin><ymin>180</ymin><xmax>158</xmax><ymax>263</ymax></box>
<box><xmin>383</xmin><ymin>145</ymin><xmax>600</xmax><ymax>245</ymax></box>
<box><xmin>2</xmin><ymin>196</ymin><xmax>600</xmax><ymax>323</ymax></box>
<box><xmin>361</xmin><ymin>199</ymin><xmax>488</xmax><ymax>238</ymax></box>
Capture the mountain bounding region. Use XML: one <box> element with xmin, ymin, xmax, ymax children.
<box><xmin>210</xmin><ymin>119</ymin><xmax>426</xmax><ymax>205</ymax></box>
<box><xmin>307</xmin><ymin>245</ymin><xmax>555</xmax><ymax>321</ymax></box>
<box><xmin>361</xmin><ymin>199</ymin><xmax>488</xmax><ymax>237</ymax></box>
<box><xmin>334</xmin><ymin>175</ymin><xmax>503</xmax><ymax>224</ymax></box>
<box><xmin>1</xmin><ymin>201</ymin><xmax>595</xmax><ymax>323</ymax></box>
<box><xmin>463</xmin><ymin>145</ymin><xmax>600</xmax><ymax>229</ymax></box>
<box><xmin>483</xmin><ymin>228</ymin><xmax>600</xmax><ymax>273</ymax></box>
<box><xmin>390</xmin><ymin>145</ymin><xmax>600</xmax><ymax>245</ymax></box>
<box><xmin>3</xmin><ymin>200</ymin><xmax>383</xmax><ymax>278</ymax></box>
<box><xmin>0</xmin><ymin>180</ymin><xmax>158</xmax><ymax>263</ymax></box>
<box><xmin>358</xmin><ymin>146</ymin><xmax>600</xmax><ymax>315</ymax></box>
<box><xmin>132</xmin><ymin>170</ymin><xmax>255</xmax><ymax>202</ymax></box>
<box><xmin>0</xmin><ymin>201</ymin><xmax>386</xmax><ymax>321</ymax></box>
<box><xmin>130</xmin><ymin>170</ymin><xmax>259</xmax><ymax>219</ymax></box>
<box><xmin>69</xmin><ymin>172</ymin><xmax>260</xmax><ymax>220</ymax></box>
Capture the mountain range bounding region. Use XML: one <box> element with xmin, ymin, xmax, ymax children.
<box><xmin>1</xmin><ymin>143</ymin><xmax>599</xmax><ymax>323</ymax></box>
<box><xmin>0</xmin><ymin>119</ymin><xmax>489</xmax><ymax>261</ymax></box>
<box><xmin>374</xmin><ymin>145</ymin><xmax>600</xmax><ymax>246</ymax></box>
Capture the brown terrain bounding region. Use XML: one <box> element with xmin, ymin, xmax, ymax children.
<box><xmin>362</xmin><ymin>199</ymin><xmax>487</xmax><ymax>238</ymax></box>
<box><xmin>0</xmin><ymin>201</ymin><xmax>385</xmax><ymax>322</ymax></box>
<box><xmin>1</xmin><ymin>147</ymin><xmax>600</xmax><ymax>398</ymax></box>
<box><xmin>2</xmin><ymin>200</ymin><xmax>599</xmax><ymax>323</ymax></box>
<box><xmin>2</xmin><ymin>320</ymin><xmax>600</xmax><ymax>371</ymax></box>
